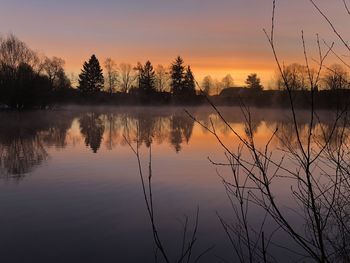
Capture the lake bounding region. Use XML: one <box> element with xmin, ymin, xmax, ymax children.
<box><xmin>0</xmin><ymin>106</ymin><xmax>341</xmax><ymax>262</ymax></box>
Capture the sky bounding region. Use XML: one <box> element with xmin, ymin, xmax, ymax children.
<box><xmin>0</xmin><ymin>0</ymin><xmax>349</xmax><ymax>86</ymax></box>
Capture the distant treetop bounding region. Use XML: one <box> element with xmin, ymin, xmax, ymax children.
<box><xmin>78</xmin><ymin>54</ymin><xmax>104</xmax><ymax>93</ymax></box>
<box><xmin>246</xmin><ymin>73</ymin><xmax>263</xmax><ymax>91</ymax></box>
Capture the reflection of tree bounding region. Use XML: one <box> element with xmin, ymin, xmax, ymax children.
<box><xmin>170</xmin><ymin>114</ymin><xmax>194</xmax><ymax>153</ymax></box>
<box><xmin>277</xmin><ymin>122</ymin><xmax>312</xmax><ymax>150</ymax></box>
<box><xmin>99</xmin><ymin>112</ymin><xmax>194</xmax><ymax>152</ymax></box>
<box><xmin>40</xmin><ymin>116</ymin><xmax>72</xmax><ymax>148</ymax></box>
<box><xmin>104</xmin><ymin>113</ymin><xmax>119</xmax><ymax>150</ymax></box>
<box><xmin>0</xmin><ymin>138</ymin><xmax>48</xmax><ymax>179</ymax></box>
<box><xmin>154</xmin><ymin>117</ymin><xmax>170</xmax><ymax>145</ymax></box>
<box><xmin>244</xmin><ymin>120</ymin><xmax>261</xmax><ymax>139</ymax></box>
<box><xmin>138</xmin><ymin>114</ymin><xmax>156</xmax><ymax>148</ymax></box>
<box><xmin>79</xmin><ymin>113</ymin><xmax>105</xmax><ymax>153</ymax></box>
<box><xmin>170</xmin><ymin>122</ymin><xmax>182</xmax><ymax>153</ymax></box>
<box><xmin>0</xmin><ymin>112</ymin><xmax>73</xmax><ymax>180</ymax></box>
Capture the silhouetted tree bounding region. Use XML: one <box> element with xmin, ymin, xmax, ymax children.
<box><xmin>55</xmin><ymin>69</ymin><xmax>71</xmax><ymax>91</ymax></box>
<box><xmin>183</xmin><ymin>66</ymin><xmax>196</xmax><ymax>97</ymax></box>
<box><xmin>222</xmin><ymin>74</ymin><xmax>234</xmax><ymax>89</ymax></box>
<box><xmin>213</xmin><ymin>78</ymin><xmax>223</xmax><ymax>95</ymax></box>
<box><xmin>119</xmin><ymin>63</ymin><xmax>135</xmax><ymax>93</ymax></box>
<box><xmin>155</xmin><ymin>65</ymin><xmax>169</xmax><ymax>92</ymax></box>
<box><xmin>0</xmin><ymin>34</ymin><xmax>39</xmax><ymax>71</ymax></box>
<box><xmin>42</xmin><ymin>56</ymin><xmax>70</xmax><ymax>91</ymax></box>
<box><xmin>202</xmin><ymin>75</ymin><xmax>214</xmax><ymax>95</ymax></box>
<box><xmin>78</xmin><ymin>55</ymin><xmax>104</xmax><ymax>94</ymax></box>
<box><xmin>277</xmin><ymin>63</ymin><xmax>309</xmax><ymax>91</ymax></box>
<box><xmin>139</xmin><ymin>61</ymin><xmax>156</xmax><ymax>96</ymax></box>
<box><xmin>323</xmin><ymin>64</ymin><xmax>349</xmax><ymax>90</ymax></box>
<box><xmin>170</xmin><ymin>56</ymin><xmax>185</xmax><ymax>97</ymax></box>
<box><xmin>0</xmin><ymin>62</ymin><xmax>52</xmax><ymax>109</ymax></box>
<box><xmin>134</xmin><ymin>62</ymin><xmax>143</xmax><ymax>89</ymax></box>
<box><xmin>104</xmin><ymin>58</ymin><xmax>119</xmax><ymax>94</ymax></box>
<box><xmin>246</xmin><ymin>73</ymin><xmax>263</xmax><ymax>91</ymax></box>
<box><xmin>0</xmin><ymin>35</ymin><xmax>54</xmax><ymax>109</ymax></box>
<box><xmin>42</xmin><ymin>57</ymin><xmax>64</xmax><ymax>85</ymax></box>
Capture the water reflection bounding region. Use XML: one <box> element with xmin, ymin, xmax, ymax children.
<box><xmin>0</xmin><ymin>107</ymin><xmax>348</xmax><ymax>263</ymax></box>
<box><xmin>86</xmin><ymin>110</ymin><xmax>196</xmax><ymax>153</ymax></box>
<box><xmin>79</xmin><ymin>113</ymin><xmax>105</xmax><ymax>153</ymax></box>
<box><xmin>171</xmin><ymin>113</ymin><xmax>194</xmax><ymax>152</ymax></box>
<box><xmin>0</xmin><ymin>107</ymin><xmax>344</xmax><ymax>179</ymax></box>
<box><xmin>0</xmin><ymin>112</ymin><xmax>74</xmax><ymax>180</ymax></box>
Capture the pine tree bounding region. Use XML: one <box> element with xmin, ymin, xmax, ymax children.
<box><xmin>183</xmin><ymin>66</ymin><xmax>196</xmax><ymax>97</ymax></box>
<box><xmin>139</xmin><ymin>61</ymin><xmax>156</xmax><ymax>95</ymax></box>
<box><xmin>170</xmin><ymin>56</ymin><xmax>185</xmax><ymax>97</ymax></box>
<box><xmin>78</xmin><ymin>55</ymin><xmax>104</xmax><ymax>93</ymax></box>
<box><xmin>246</xmin><ymin>73</ymin><xmax>263</xmax><ymax>91</ymax></box>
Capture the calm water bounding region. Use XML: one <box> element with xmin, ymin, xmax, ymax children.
<box><xmin>0</xmin><ymin>106</ymin><xmax>338</xmax><ymax>262</ymax></box>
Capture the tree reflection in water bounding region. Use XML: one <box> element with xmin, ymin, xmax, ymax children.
<box><xmin>0</xmin><ymin>112</ymin><xmax>74</xmax><ymax>181</ymax></box>
<box><xmin>0</xmin><ymin>137</ymin><xmax>47</xmax><ymax>179</ymax></box>
<box><xmin>1</xmin><ymin>108</ymin><xmax>340</xmax><ymax>181</ymax></box>
<box><xmin>170</xmin><ymin>113</ymin><xmax>194</xmax><ymax>153</ymax></box>
<box><xmin>79</xmin><ymin>112</ymin><xmax>105</xmax><ymax>153</ymax></box>
<box><xmin>98</xmin><ymin>110</ymin><xmax>195</xmax><ymax>152</ymax></box>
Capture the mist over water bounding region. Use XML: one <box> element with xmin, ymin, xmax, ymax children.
<box><xmin>0</xmin><ymin>106</ymin><xmax>341</xmax><ymax>262</ymax></box>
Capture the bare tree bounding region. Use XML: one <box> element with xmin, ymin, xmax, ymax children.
<box><xmin>222</xmin><ymin>74</ymin><xmax>234</xmax><ymax>89</ymax></box>
<box><xmin>276</xmin><ymin>63</ymin><xmax>311</xmax><ymax>91</ymax></box>
<box><xmin>104</xmin><ymin>58</ymin><xmax>119</xmax><ymax>94</ymax></box>
<box><xmin>183</xmin><ymin>1</ymin><xmax>350</xmax><ymax>262</ymax></box>
<box><xmin>212</xmin><ymin>79</ymin><xmax>223</xmax><ymax>96</ymax></box>
<box><xmin>202</xmin><ymin>75</ymin><xmax>214</xmax><ymax>96</ymax></box>
<box><xmin>124</xmin><ymin>130</ymin><xmax>214</xmax><ymax>263</ymax></box>
<box><xmin>323</xmin><ymin>64</ymin><xmax>349</xmax><ymax>90</ymax></box>
<box><xmin>119</xmin><ymin>63</ymin><xmax>135</xmax><ymax>93</ymax></box>
<box><xmin>0</xmin><ymin>34</ymin><xmax>38</xmax><ymax>72</ymax></box>
<box><xmin>42</xmin><ymin>56</ymin><xmax>66</xmax><ymax>86</ymax></box>
<box><xmin>155</xmin><ymin>64</ymin><xmax>169</xmax><ymax>92</ymax></box>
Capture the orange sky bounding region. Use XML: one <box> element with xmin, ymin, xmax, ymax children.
<box><xmin>0</xmin><ymin>0</ymin><xmax>349</xmax><ymax>86</ymax></box>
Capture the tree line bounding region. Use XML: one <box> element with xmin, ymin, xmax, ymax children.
<box><xmin>1</xmin><ymin>34</ymin><xmax>349</xmax><ymax>109</ymax></box>
<box><xmin>77</xmin><ymin>55</ymin><xmax>197</xmax><ymax>101</ymax></box>
<box><xmin>0</xmin><ymin>34</ymin><xmax>71</xmax><ymax>109</ymax></box>
<box><xmin>78</xmin><ymin>54</ymin><xmax>264</xmax><ymax>96</ymax></box>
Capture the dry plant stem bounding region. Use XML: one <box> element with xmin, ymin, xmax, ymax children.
<box><xmin>124</xmin><ymin>125</ymin><xmax>214</xmax><ymax>263</ymax></box>
<box><xmin>321</xmin><ymin>40</ymin><xmax>350</xmax><ymax>70</ymax></box>
<box><xmin>124</xmin><ymin>132</ymin><xmax>170</xmax><ymax>263</ymax></box>
<box><xmin>302</xmin><ymin>30</ymin><xmax>327</xmax><ymax>263</ymax></box>
<box><xmin>186</xmin><ymin>1</ymin><xmax>350</xmax><ymax>262</ymax></box>
<box><xmin>310</xmin><ymin>0</ymin><xmax>350</xmax><ymax>53</ymax></box>
<box><xmin>343</xmin><ymin>0</ymin><xmax>350</xmax><ymax>15</ymax></box>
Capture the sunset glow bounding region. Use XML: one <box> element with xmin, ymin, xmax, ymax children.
<box><xmin>1</xmin><ymin>0</ymin><xmax>349</xmax><ymax>86</ymax></box>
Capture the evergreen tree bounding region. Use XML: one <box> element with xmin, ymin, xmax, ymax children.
<box><xmin>246</xmin><ymin>73</ymin><xmax>263</xmax><ymax>91</ymax></box>
<box><xmin>170</xmin><ymin>56</ymin><xmax>185</xmax><ymax>97</ymax></box>
<box><xmin>78</xmin><ymin>55</ymin><xmax>104</xmax><ymax>93</ymax></box>
<box><xmin>183</xmin><ymin>66</ymin><xmax>196</xmax><ymax>97</ymax></box>
<box><xmin>139</xmin><ymin>61</ymin><xmax>156</xmax><ymax>95</ymax></box>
